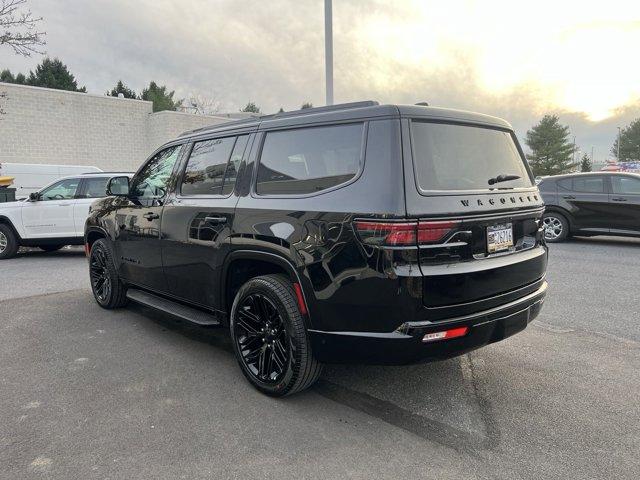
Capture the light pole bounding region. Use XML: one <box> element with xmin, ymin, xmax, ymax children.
<box><xmin>617</xmin><ymin>126</ymin><xmax>621</xmax><ymax>161</ymax></box>
<box><xmin>324</xmin><ymin>0</ymin><xmax>334</xmax><ymax>106</ymax></box>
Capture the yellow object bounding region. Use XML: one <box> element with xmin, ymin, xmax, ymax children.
<box><xmin>0</xmin><ymin>176</ymin><xmax>15</xmax><ymax>187</ymax></box>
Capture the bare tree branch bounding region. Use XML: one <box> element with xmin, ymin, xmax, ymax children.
<box><xmin>0</xmin><ymin>0</ymin><xmax>46</xmax><ymax>56</ymax></box>
<box><xmin>183</xmin><ymin>93</ymin><xmax>221</xmax><ymax>115</ymax></box>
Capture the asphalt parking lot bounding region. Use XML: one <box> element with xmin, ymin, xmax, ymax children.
<box><xmin>1</xmin><ymin>239</ymin><xmax>639</xmax><ymax>479</ymax></box>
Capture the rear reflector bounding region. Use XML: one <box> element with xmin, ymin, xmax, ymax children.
<box><xmin>354</xmin><ymin>219</ymin><xmax>460</xmax><ymax>247</ymax></box>
<box><xmin>293</xmin><ymin>282</ymin><xmax>308</xmax><ymax>316</ymax></box>
<box><xmin>422</xmin><ymin>326</ymin><xmax>468</xmax><ymax>342</ymax></box>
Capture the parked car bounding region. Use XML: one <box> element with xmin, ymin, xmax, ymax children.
<box><xmin>0</xmin><ymin>162</ymin><xmax>103</xmax><ymax>199</ymax></box>
<box><xmin>0</xmin><ymin>172</ymin><xmax>132</xmax><ymax>259</ymax></box>
<box><xmin>539</xmin><ymin>172</ymin><xmax>640</xmax><ymax>242</ymax></box>
<box><xmin>85</xmin><ymin>101</ymin><xmax>548</xmax><ymax>396</ymax></box>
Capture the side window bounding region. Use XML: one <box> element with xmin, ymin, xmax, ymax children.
<box><xmin>572</xmin><ymin>177</ymin><xmax>604</xmax><ymax>193</ymax></box>
<box><xmin>79</xmin><ymin>177</ymin><xmax>110</xmax><ymax>199</ymax></box>
<box><xmin>181</xmin><ymin>137</ymin><xmax>236</xmax><ymax>196</ymax></box>
<box><xmin>558</xmin><ymin>178</ymin><xmax>573</xmax><ymax>191</ymax></box>
<box><xmin>131</xmin><ymin>145</ymin><xmax>183</xmax><ymax>199</ymax></box>
<box><xmin>39</xmin><ymin>178</ymin><xmax>80</xmax><ymax>200</ymax></box>
<box><xmin>256</xmin><ymin>123</ymin><xmax>363</xmax><ymax>195</ymax></box>
<box><xmin>612</xmin><ymin>176</ymin><xmax>640</xmax><ymax>195</ymax></box>
<box><xmin>221</xmin><ymin>134</ymin><xmax>249</xmax><ymax>195</ymax></box>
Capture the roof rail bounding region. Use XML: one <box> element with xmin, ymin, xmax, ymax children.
<box><xmin>80</xmin><ymin>171</ymin><xmax>133</xmax><ymax>175</ymax></box>
<box><xmin>179</xmin><ymin>100</ymin><xmax>379</xmax><ymax>138</ymax></box>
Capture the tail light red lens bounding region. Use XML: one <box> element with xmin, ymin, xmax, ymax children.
<box><xmin>353</xmin><ymin>221</ymin><xmax>417</xmax><ymax>246</ymax></box>
<box><xmin>417</xmin><ymin>220</ymin><xmax>460</xmax><ymax>243</ymax></box>
<box><xmin>354</xmin><ymin>220</ymin><xmax>460</xmax><ymax>247</ymax></box>
<box><xmin>422</xmin><ymin>326</ymin><xmax>468</xmax><ymax>342</ymax></box>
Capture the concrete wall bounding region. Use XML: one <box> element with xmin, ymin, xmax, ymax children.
<box><xmin>0</xmin><ymin>82</ymin><xmax>238</xmax><ymax>172</ymax></box>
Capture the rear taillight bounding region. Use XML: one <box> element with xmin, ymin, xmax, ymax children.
<box><xmin>354</xmin><ymin>220</ymin><xmax>459</xmax><ymax>247</ymax></box>
<box><xmin>422</xmin><ymin>326</ymin><xmax>468</xmax><ymax>342</ymax></box>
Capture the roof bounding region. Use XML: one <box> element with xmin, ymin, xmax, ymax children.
<box><xmin>178</xmin><ymin>100</ymin><xmax>514</xmax><ymax>140</ymax></box>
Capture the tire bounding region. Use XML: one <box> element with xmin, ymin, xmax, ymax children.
<box><xmin>89</xmin><ymin>239</ymin><xmax>128</xmax><ymax>309</ymax></box>
<box><xmin>230</xmin><ymin>274</ymin><xmax>322</xmax><ymax>396</ymax></box>
<box><xmin>543</xmin><ymin>212</ymin><xmax>569</xmax><ymax>243</ymax></box>
<box><xmin>0</xmin><ymin>224</ymin><xmax>19</xmax><ymax>260</ymax></box>
<box><xmin>39</xmin><ymin>245</ymin><xmax>64</xmax><ymax>252</ymax></box>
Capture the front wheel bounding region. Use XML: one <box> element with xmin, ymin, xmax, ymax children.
<box><xmin>230</xmin><ymin>274</ymin><xmax>322</xmax><ymax>396</ymax></box>
<box><xmin>89</xmin><ymin>239</ymin><xmax>128</xmax><ymax>309</ymax></box>
<box><xmin>543</xmin><ymin>212</ymin><xmax>569</xmax><ymax>243</ymax></box>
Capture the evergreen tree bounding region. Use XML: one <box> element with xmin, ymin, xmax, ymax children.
<box><xmin>611</xmin><ymin>119</ymin><xmax>640</xmax><ymax>161</ymax></box>
<box><xmin>240</xmin><ymin>101</ymin><xmax>260</xmax><ymax>113</ymax></box>
<box><xmin>26</xmin><ymin>58</ymin><xmax>86</xmax><ymax>92</ymax></box>
<box><xmin>15</xmin><ymin>72</ymin><xmax>26</xmax><ymax>84</ymax></box>
<box><xmin>580</xmin><ymin>153</ymin><xmax>592</xmax><ymax>172</ymax></box>
<box><xmin>301</xmin><ymin>102</ymin><xmax>313</xmax><ymax>109</ymax></box>
<box><xmin>107</xmin><ymin>80</ymin><xmax>137</xmax><ymax>99</ymax></box>
<box><xmin>525</xmin><ymin>115</ymin><xmax>576</xmax><ymax>176</ymax></box>
<box><xmin>0</xmin><ymin>69</ymin><xmax>14</xmax><ymax>82</ymax></box>
<box><xmin>140</xmin><ymin>81</ymin><xmax>181</xmax><ymax>112</ymax></box>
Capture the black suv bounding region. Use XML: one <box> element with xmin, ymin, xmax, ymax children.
<box><xmin>539</xmin><ymin>172</ymin><xmax>640</xmax><ymax>242</ymax></box>
<box><xmin>85</xmin><ymin>101</ymin><xmax>548</xmax><ymax>396</ymax></box>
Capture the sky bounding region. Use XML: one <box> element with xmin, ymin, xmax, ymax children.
<box><xmin>2</xmin><ymin>0</ymin><xmax>640</xmax><ymax>162</ymax></box>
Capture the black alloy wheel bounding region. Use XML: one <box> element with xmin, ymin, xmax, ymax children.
<box><xmin>234</xmin><ymin>293</ymin><xmax>290</xmax><ymax>383</ymax></box>
<box><xmin>230</xmin><ymin>274</ymin><xmax>322</xmax><ymax>396</ymax></box>
<box><xmin>89</xmin><ymin>239</ymin><xmax>128</xmax><ymax>309</ymax></box>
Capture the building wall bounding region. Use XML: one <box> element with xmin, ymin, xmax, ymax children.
<box><xmin>0</xmin><ymin>82</ymin><xmax>235</xmax><ymax>172</ymax></box>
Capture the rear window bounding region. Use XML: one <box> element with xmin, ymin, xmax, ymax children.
<box><xmin>411</xmin><ymin>121</ymin><xmax>532</xmax><ymax>192</ymax></box>
<box><xmin>256</xmin><ymin>123</ymin><xmax>363</xmax><ymax>195</ymax></box>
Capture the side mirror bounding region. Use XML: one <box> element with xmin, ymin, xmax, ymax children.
<box><xmin>29</xmin><ymin>192</ymin><xmax>40</xmax><ymax>201</ymax></box>
<box><xmin>107</xmin><ymin>176</ymin><xmax>130</xmax><ymax>196</ymax></box>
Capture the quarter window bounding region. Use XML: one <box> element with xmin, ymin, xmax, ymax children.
<box><xmin>181</xmin><ymin>136</ymin><xmax>242</xmax><ymax>196</ymax></box>
<box><xmin>612</xmin><ymin>176</ymin><xmax>640</xmax><ymax>195</ymax></box>
<box><xmin>131</xmin><ymin>145</ymin><xmax>183</xmax><ymax>199</ymax></box>
<box><xmin>39</xmin><ymin>178</ymin><xmax>80</xmax><ymax>200</ymax></box>
<box><xmin>256</xmin><ymin>123</ymin><xmax>363</xmax><ymax>195</ymax></box>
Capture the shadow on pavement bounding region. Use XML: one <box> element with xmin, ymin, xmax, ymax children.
<box><xmin>129</xmin><ymin>302</ymin><xmax>497</xmax><ymax>453</ymax></box>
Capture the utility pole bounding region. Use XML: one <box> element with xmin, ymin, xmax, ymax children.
<box><xmin>324</xmin><ymin>0</ymin><xmax>334</xmax><ymax>106</ymax></box>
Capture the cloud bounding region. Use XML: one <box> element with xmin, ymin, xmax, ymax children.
<box><xmin>2</xmin><ymin>0</ymin><xmax>639</xmax><ymax>161</ymax></box>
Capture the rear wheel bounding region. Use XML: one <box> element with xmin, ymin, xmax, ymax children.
<box><xmin>39</xmin><ymin>245</ymin><xmax>65</xmax><ymax>252</ymax></box>
<box><xmin>0</xmin><ymin>224</ymin><xmax>19</xmax><ymax>260</ymax></box>
<box><xmin>230</xmin><ymin>274</ymin><xmax>322</xmax><ymax>396</ymax></box>
<box><xmin>543</xmin><ymin>212</ymin><xmax>569</xmax><ymax>243</ymax></box>
<box><xmin>89</xmin><ymin>239</ymin><xmax>128</xmax><ymax>309</ymax></box>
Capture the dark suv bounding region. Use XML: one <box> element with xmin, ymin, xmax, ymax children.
<box><xmin>539</xmin><ymin>172</ymin><xmax>640</xmax><ymax>242</ymax></box>
<box><xmin>85</xmin><ymin>101</ymin><xmax>548</xmax><ymax>396</ymax></box>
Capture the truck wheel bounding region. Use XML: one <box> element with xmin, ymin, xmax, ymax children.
<box><xmin>542</xmin><ymin>212</ymin><xmax>569</xmax><ymax>243</ymax></box>
<box><xmin>39</xmin><ymin>245</ymin><xmax>64</xmax><ymax>252</ymax></box>
<box><xmin>230</xmin><ymin>274</ymin><xmax>322</xmax><ymax>396</ymax></box>
<box><xmin>0</xmin><ymin>224</ymin><xmax>19</xmax><ymax>260</ymax></box>
<box><xmin>89</xmin><ymin>239</ymin><xmax>128</xmax><ymax>309</ymax></box>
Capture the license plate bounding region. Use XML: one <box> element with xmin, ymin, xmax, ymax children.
<box><xmin>487</xmin><ymin>223</ymin><xmax>513</xmax><ymax>253</ymax></box>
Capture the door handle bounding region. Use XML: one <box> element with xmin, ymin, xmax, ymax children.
<box><xmin>143</xmin><ymin>212</ymin><xmax>160</xmax><ymax>220</ymax></box>
<box><xmin>611</xmin><ymin>197</ymin><xmax>627</xmax><ymax>202</ymax></box>
<box><xmin>562</xmin><ymin>195</ymin><xmax>575</xmax><ymax>200</ymax></box>
<box><xmin>204</xmin><ymin>216</ymin><xmax>227</xmax><ymax>224</ymax></box>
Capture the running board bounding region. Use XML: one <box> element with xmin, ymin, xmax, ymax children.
<box><xmin>126</xmin><ymin>289</ymin><xmax>221</xmax><ymax>326</ymax></box>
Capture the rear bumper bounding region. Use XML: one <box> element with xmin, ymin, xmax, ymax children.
<box><xmin>309</xmin><ymin>281</ymin><xmax>547</xmax><ymax>365</ymax></box>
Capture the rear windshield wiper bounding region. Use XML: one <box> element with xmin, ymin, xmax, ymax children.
<box><xmin>488</xmin><ymin>174</ymin><xmax>521</xmax><ymax>185</ymax></box>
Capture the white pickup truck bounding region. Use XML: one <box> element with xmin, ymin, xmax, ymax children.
<box><xmin>0</xmin><ymin>172</ymin><xmax>131</xmax><ymax>259</ymax></box>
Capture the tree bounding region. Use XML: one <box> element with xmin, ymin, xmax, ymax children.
<box><xmin>107</xmin><ymin>80</ymin><xmax>136</xmax><ymax>99</ymax></box>
<box><xmin>580</xmin><ymin>153</ymin><xmax>592</xmax><ymax>172</ymax></box>
<box><xmin>26</xmin><ymin>57</ymin><xmax>86</xmax><ymax>91</ymax></box>
<box><xmin>186</xmin><ymin>93</ymin><xmax>220</xmax><ymax>115</ymax></box>
<box><xmin>140</xmin><ymin>81</ymin><xmax>181</xmax><ymax>112</ymax></box>
<box><xmin>0</xmin><ymin>68</ymin><xmax>25</xmax><ymax>84</ymax></box>
<box><xmin>301</xmin><ymin>102</ymin><xmax>313</xmax><ymax>109</ymax></box>
<box><xmin>524</xmin><ymin>115</ymin><xmax>577</xmax><ymax>176</ymax></box>
<box><xmin>0</xmin><ymin>0</ymin><xmax>45</xmax><ymax>56</ymax></box>
<box><xmin>611</xmin><ymin>119</ymin><xmax>640</xmax><ymax>162</ymax></box>
<box><xmin>240</xmin><ymin>101</ymin><xmax>260</xmax><ymax>114</ymax></box>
